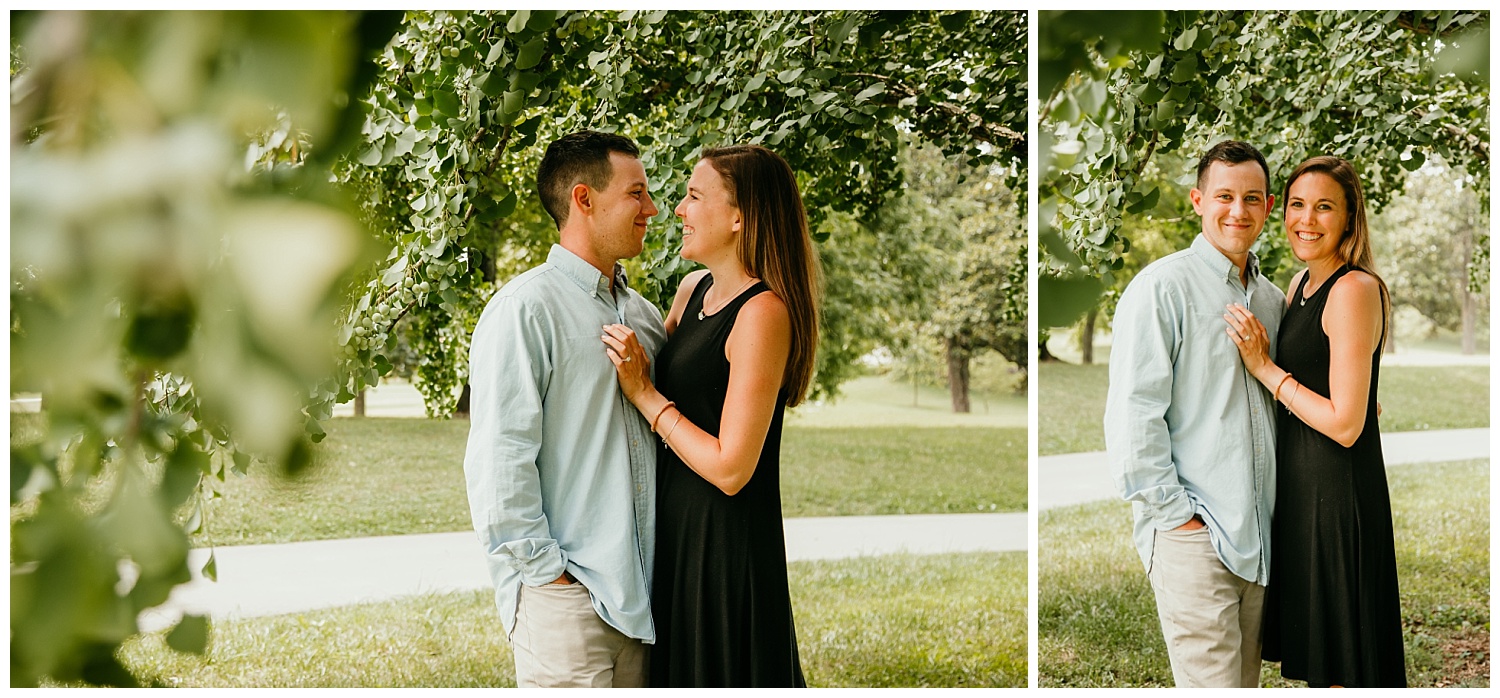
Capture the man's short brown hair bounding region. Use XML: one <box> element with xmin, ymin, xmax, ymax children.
<box><xmin>1196</xmin><ymin>140</ymin><xmax>1270</xmax><ymax>193</ymax></box>
<box><xmin>536</xmin><ymin>131</ymin><xmax>641</xmax><ymax>229</ymax></box>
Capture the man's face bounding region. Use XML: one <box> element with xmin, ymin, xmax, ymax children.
<box><xmin>1189</xmin><ymin>160</ymin><xmax>1273</xmax><ymax>267</ymax></box>
<box><xmin>589</xmin><ymin>152</ymin><xmax>658</xmax><ymax>262</ymax></box>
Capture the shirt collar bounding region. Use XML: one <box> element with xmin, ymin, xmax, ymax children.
<box><xmin>1190</xmin><ymin>233</ymin><xmax>1261</xmax><ymax>284</ymax></box>
<box><xmin>547</xmin><ymin>244</ymin><xmax>629</xmax><ymax>299</ymax></box>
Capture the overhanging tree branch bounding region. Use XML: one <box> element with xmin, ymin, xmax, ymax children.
<box><xmin>849</xmin><ymin>71</ymin><xmax>1026</xmax><ymax>161</ymax></box>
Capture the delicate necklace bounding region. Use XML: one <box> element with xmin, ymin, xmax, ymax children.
<box><xmin>698</xmin><ymin>277</ymin><xmax>759</xmax><ymax>320</ymax></box>
<box><xmin>1300</xmin><ymin>264</ymin><xmax>1347</xmax><ymax>306</ymax></box>
<box><xmin>1299</xmin><ymin>282</ymin><xmax>1315</xmax><ymax>306</ymax></box>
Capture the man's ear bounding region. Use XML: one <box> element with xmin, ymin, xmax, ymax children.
<box><xmin>1188</xmin><ymin>188</ymin><xmax>1204</xmax><ymax>215</ymax></box>
<box><xmin>1264</xmin><ymin>194</ymin><xmax>1275</xmax><ymax>214</ymax></box>
<box><xmin>571</xmin><ymin>182</ymin><xmax>592</xmax><ymax>217</ymax></box>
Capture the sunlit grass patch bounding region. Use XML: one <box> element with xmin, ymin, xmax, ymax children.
<box><xmin>118</xmin><ymin>552</ymin><xmax>1026</xmax><ymax>688</ymax></box>
<box><xmin>1038</xmin><ymin>459</ymin><xmax>1489</xmax><ymax>687</ymax></box>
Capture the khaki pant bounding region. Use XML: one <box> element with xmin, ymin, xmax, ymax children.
<box><xmin>511</xmin><ymin>582</ymin><xmax>648</xmax><ymax>688</ymax></box>
<box><xmin>1147</xmin><ymin>526</ymin><xmax>1265</xmax><ymax>688</ymax></box>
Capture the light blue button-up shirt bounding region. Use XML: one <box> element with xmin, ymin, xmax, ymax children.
<box><xmin>1105</xmin><ymin>234</ymin><xmax>1284</xmax><ymax>585</ymax></box>
<box><xmin>463</xmin><ymin>244</ymin><xmax>666</xmax><ymax>641</ymax></box>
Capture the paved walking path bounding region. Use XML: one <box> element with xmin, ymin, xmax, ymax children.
<box><xmin>25</xmin><ymin>371</ymin><xmax>1479</xmax><ymax>632</ymax></box>
<box><xmin>131</xmin><ymin>426</ymin><xmax>1488</xmax><ymax>632</ymax></box>
<box><xmin>1038</xmin><ymin>427</ymin><xmax>1490</xmax><ymax>511</ymax></box>
<box><xmin>138</xmin><ymin>512</ymin><xmax>1026</xmax><ymax>633</ymax></box>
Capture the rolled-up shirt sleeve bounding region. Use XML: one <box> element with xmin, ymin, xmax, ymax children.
<box><xmin>1104</xmin><ymin>276</ymin><xmax>1195</xmax><ymax>530</ymax></box>
<box><xmin>463</xmin><ymin>297</ymin><xmax>567</xmax><ymax>586</ymax></box>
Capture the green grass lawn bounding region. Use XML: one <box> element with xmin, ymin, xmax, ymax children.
<box><xmin>1037</xmin><ymin>363</ymin><xmax>1111</xmax><ymax>456</ymax></box>
<box><xmin>115</xmin><ymin>551</ymin><xmax>1027</xmax><ymax>688</ymax></box>
<box><xmin>1043</xmin><ymin>326</ymin><xmax>1490</xmax><ymax>367</ymax></box>
<box><xmin>13</xmin><ymin>372</ymin><xmax>1026</xmax><ymax>547</ymax></box>
<box><xmin>1038</xmin><ymin>459</ymin><xmax>1490</xmax><ymax>687</ymax></box>
<box><xmin>11</xmin><ymin>417</ymin><xmax>1024</xmax><ymax>546</ymax></box>
<box><xmin>788</xmin><ymin>374</ymin><xmax>1027</xmax><ymax>429</ymax></box>
<box><xmin>1039</xmin><ymin>362</ymin><xmax>1490</xmax><ymax>455</ymax></box>
<box><xmin>183</xmin><ymin>420</ymin><xmax>1024</xmax><ymax>547</ymax></box>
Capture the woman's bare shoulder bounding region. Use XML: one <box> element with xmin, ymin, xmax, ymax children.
<box><xmin>1328</xmin><ymin>268</ymin><xmax>1382</xmax><ymax>305</ymax></box>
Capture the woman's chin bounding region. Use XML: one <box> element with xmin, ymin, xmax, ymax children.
<box><xmin>1286</xmin><ymin>244</ymin><xmax>1317</xmax><ymax>263</ymax></box>
<box><xmin>1292</xmin><ymin>248</ymin><xmax>1337</xmax><ymax>265</ymax></box>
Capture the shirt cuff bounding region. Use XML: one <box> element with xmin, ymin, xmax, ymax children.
<box><xmin>495</xmin><ymin>538</ymin><xmax>568</xmax><ymax>586</ymax></box>
<box><xmin>1146</xmin><ymin>493</ymin><xmax>1197</xmax><ymax>531</ymax></box>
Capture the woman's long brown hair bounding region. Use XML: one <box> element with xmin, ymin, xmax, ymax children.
<box><xmin>700</xmin><ymin>145</ymin><xmax>822</xmax><ymax>406</ymax></box>
<box><xmin>1283</xmin><ymin>155</ymin><xmax>1392</xmax><ymax>349</ymax></box>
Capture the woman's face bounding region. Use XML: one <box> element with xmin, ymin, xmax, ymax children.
<box><xmin>675</xmin><ymin>159</ymin><xmax>741</xmax><ymax>264</ymax></box>
<box><xmin>1284</xmin><ymin>172</ymin><xmax>1349</xmax><ymax>265</ymax></box>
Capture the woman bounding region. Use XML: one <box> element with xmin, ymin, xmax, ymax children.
<box><xmin>601</xmin><ymin>144</ymin><xmax>819</xmax><ymax>687</ymax></box>
<box><xmin>1223</xmin><ymin>156</ymin><xmax>1405</xmax><ymax>687</ymax></box>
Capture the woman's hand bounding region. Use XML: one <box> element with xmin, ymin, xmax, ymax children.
<box><xmin>602</xmin><ymin>324</ymin><xmax>652</xmax><ymax>402</ymax></box>
<box><xmin>1223</xmin><ymin>304</ymin><xmax>1274</xmax><ymax>381</ymax></box>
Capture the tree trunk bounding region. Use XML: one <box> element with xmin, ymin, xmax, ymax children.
<box><xmin>1460</xmin><ymin>223</ymin><xmax>1477</xmax><ymax>354</ymax></box>
<box><xmin>1038</xmin><ymin>338</ymin><xmax>1061</xmax><ymax>363</ymax></box>
<box><xmin>455</xmin><ymin>383</ymin><xmax>472</xmax><ymax>418</ymax></box>
<box><xmin>476</xmin><ymin>246</ymin><xmax>497</xmax><ymax>284</ymax></box>
<box><xmin>459</xmin><ymin>245</ymin><xmax>489</xmax><ymax>419</ymax></box>
<box><xmin>946</xmin><ymin>336</ymin><xmax>971</xmax><ymax>414</ymax></box>
<box><xmin>1081</xmin><ymin>308</ymin><xmax>1097</xmax><ymax>365</ymax></box>
<box><xmin>354</xmin><ymin>388</ymin><xmax>366</xmax><ymax>417</ymax></box>
<box><xmin>1461</xmin><ymin>289</ymin><xmax>1477</xmax><ymax>354</ymax></box>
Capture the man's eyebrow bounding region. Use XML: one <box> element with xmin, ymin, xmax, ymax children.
<box><xmin>1213</xmin><ymin>187</ymin><xmax>1267</xmax><ymax>196</ymax></box>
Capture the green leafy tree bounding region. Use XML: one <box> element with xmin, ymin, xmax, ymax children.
<box><xmin>872</xmin><ymin>141</ymin><xmax>1026</xmax><ymax>410</ymax></box>
<box><xmin>335</xmin><ymin>10</ymin><xmax>1028</xmax><ymax>416</ymax></box>
<box><xmin>1373</xmin><ymin>158</ymin><xmax>1489</xmax><ymax>352</ymax></box>
<box><xmin>1038</xmin><ymin>10</ymin><xmax>1489</xmax><ymax>328</ymax></box>
<box><xmin>10</xmin><ymin>10</ymin><xmax>400</xmax><ymax>686</ymax></box>
<box><xmin>812</xmin><ymin>208</ymin><xmax>927</xmax><ymax>398</ymax></box>
<box><xmin>1051</xmin><ymin>149</ymin><xmax>1201</xmax><ymax>362</ymax></box>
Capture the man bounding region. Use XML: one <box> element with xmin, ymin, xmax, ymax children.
<box><xmin>1104</xmin><ymin>140</ymin><xmax>1285</xmax><ymax>688</ymax></box>
<box><xmin>463</xmin><ymin>130</ymin><xmax>666</xmax><ymax>687</ymax></box>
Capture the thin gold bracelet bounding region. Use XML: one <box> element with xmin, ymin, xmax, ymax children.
<box><xmin>662</xmin><ymin>413</ymin><xmax>685</xmax><ymax>443</ymax></box>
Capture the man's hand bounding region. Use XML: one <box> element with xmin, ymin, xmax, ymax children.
<box><xmin>1174</xmin><ymin>515</ymin><xmax>1206</xmax><ymax>531</ymax></box>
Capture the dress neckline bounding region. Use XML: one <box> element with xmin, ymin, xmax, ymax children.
<box><xmin>1296</xmin><ymin>264</ymin><xmax>1351</xmax><ymax>307</ymax></box>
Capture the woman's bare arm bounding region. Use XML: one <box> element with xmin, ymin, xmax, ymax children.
<box><xmin>603</xmin><ymin>290</ymin><xmax>791</xmax><ymax>495</ymax></box>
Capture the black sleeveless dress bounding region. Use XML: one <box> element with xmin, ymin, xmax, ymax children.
<box><xmin>1261</xmin><ymin>265</ymin><xmax>1405</xmax><ymax>687</ymax></box>
<box><xmin>648</xmin><ymin>275</ymin><xmax>806</xmax><ymax>688</ymax></box>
